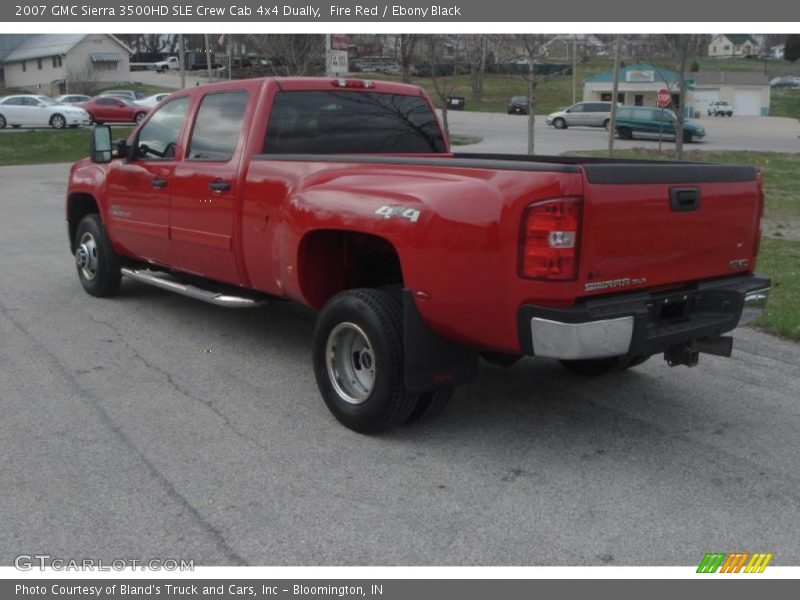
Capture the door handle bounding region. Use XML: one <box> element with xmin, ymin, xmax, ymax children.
<box><xmin>151</xmin><ymin>178</ymin><xmax>168</xmax><ymax>189</ymax></box>
<box><xmin>208</xmin><ymin>180</ymin><xmax>230</xmax><ymax>192</ymax></box>
<box><xmin>669</xmin><ymin>187</ymin><xmax>701</xmax><ymax>212</ymax></box>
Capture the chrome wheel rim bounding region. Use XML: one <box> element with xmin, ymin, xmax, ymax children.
<box><xmin>325</xmin><ymin>322</ymin><xmax>376</xmax><ymax>404</ymax></box>
<box><xmin>75</xmin><ymin>232</ymin><xmax>99</xmax><ymax>281</ymax></box>
<box><xmin>52</xmin><ymin>115</ymin><xmax>65</xmax><ymax>128</ymax></box>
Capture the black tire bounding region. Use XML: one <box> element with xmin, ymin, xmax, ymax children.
<box><xmin>682</xmin><ymin>131</ymin><xmax>693</xmax><ymax>143</ymax></box>
<box><xmin>405</xmin><ymin>387</ymin><xmax>454</xmax><ymax>424</ymax></box>
<box><xmin>134</xmin><ymin>112</ymin><xmax>146</xmax><ymax>124</ymax></box>
<box><xmin>73</xmin><ymin>214</ymin><xmax>122</xmax><ymax>297</ymax></box>
<box><xmin>49</xmin><ymin>113</ymin><xmax>67</xmax><ymax>129</ymax></box>
<box><xmin>481</xmin><ymin>351</ymin><xmax>522</xmax><ymax>368</ymax></box>
<box><xmin>11</xmin><ymin>124</ymin><xmax>21</xmax><ymax>129</ymax></box>
<box><xmin>553</xmin><ymin>117</ymin><xmax>567</xmax><ymax>130</ymax></box>
<box><xmin>560</xmin><ymin>354</ymin><xmax>651</xmax><ymax>376</ymax></box>
<box><xmin>602</xmin><ymin>119</ymin><xmax>610</xmax><ymax>130</ymax></box>
<box><xmin>312</xmin><ymin>288</ymin><xmax>419</xmax><ymax>434</ymax></box>
<box><xmin>618</xmin><ymin>126</ymin><xmax>633</xmax><ymax>140</ymax></box>
<box><xmin>0</xmin><ymin>113</ymin><xmax>6</xmax><ymax>129</ymax></box>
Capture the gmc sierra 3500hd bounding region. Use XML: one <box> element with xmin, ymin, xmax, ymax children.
<box><xmin>67</xmin><ymin>77</ymin><xmax>770</xmax><ymax>433</ymax></box>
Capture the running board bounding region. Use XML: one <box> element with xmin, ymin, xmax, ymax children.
<box><xmin>121</xmin><ymin>267</ymin><xmax>268</xmax><ymax>308</ymax></box>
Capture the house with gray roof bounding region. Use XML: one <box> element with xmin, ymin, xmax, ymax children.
<box><xmin>708</xmin><ymin>35</ymin><xmax>760</xmax><ymax>58</ymax></box>
<box><xmin>3</xmin><ymin>34</ymin><xmax>132</xmax><ymax>95</ymax></box>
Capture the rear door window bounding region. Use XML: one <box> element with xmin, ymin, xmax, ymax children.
<box><xmin>263</xmin><ymin>90</ymin><xmax>446</xmax><ymax>154</ymax></box>
<box><xmin>187</xmin><ymin>90</ymin><xmax>249</xmax><ymax>161</ymax></box>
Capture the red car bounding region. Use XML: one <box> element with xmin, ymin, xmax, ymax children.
<box><xmin>79</xmin><ymin>96</ymin><xmax>150</xmax><ymax>125</ymax></box>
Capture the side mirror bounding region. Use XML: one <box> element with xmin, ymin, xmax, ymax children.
<box><xmin>90</xmin><ymin>125</ymin><xmax>112</xmax><ymax>164</ymax></box>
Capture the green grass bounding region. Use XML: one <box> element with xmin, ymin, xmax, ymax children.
<box><xmin>0</xmin><ymin>127</ymin><xmax>132</xmax><ymax>166</ymax></box>
<box><xmin>753</xmin><ymin>237</ymin><xmax>800</xmax><ymax>340</ymax></box>
<box><xmin>770</xmin><ymin>88</ymin><xmax>800</xmax><ymax>119</ymax></box>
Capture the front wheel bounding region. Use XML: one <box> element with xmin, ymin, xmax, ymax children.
<box><xmin>682</xmin><ymin>131</ymin><xmax>693</xmax><ymax>143</ymax></box>
<box><xmin>313</xmin><ymin>289</ymin><xmax>419</xmax><ymax>434</ymax></box>
<box><xmin>602</xmin><ymin>119</ymin><xmax>610</xmax><ymax>130</ymax></box>
<box><xmin>49</xmin><ymin>113</ymin><xmax>67</xmax><ymax>129</ymax></box>
<box><xmin>553</xmin><ymin>117</ymin><xmax>567</xmax><ymax>130</ymax></box>
<box><xmin>73</xmin><ymin>214</ymin><xmax>122</xmax><ymax>297</ymax></box>
<box><xmin>0</xmin><ymin>113</ymin><xmax>6</xmax><ymax>129</ymax></box>
<box><xmin>134</xmin><ymin>112</ymin><xmax>146</xmax><ymax>124</ymax></box>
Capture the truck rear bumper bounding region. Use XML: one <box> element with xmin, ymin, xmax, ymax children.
<box><xmin>517</xmin><ymin>274</ymin><xmax>770</xmax><ymax>360</ymax></box>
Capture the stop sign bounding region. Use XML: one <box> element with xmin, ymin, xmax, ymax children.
<box><xmin>657</xmin><ymin>88</ymin><xmax>671</xmax><ymax>108</ymax></box>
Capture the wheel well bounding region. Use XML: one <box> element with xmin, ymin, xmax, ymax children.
<box><xmin>67</xmin><ymin>193</ymin><xmax>99</xmax><ymax>249</ymax></box>
<box><xmin>298</xmin><ymin>230</ymin><xmax>403</xmax><ymax>309</ymax></box>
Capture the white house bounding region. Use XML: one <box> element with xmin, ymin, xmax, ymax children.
<box><xmin>3</xmin><ymin>34</ymin><xmax>132</xmax><ymax>95</ymax></box>
<box><xmin>540</xmin><ymin>35</ymin><xmax>605</xmax><ymax>59</ymax></box>
<box><xmin>708</xmin><ymin>35</ymin><xmax>760</xmax><ymax>58</ymax></box>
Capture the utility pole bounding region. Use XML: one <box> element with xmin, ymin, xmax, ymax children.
<box><xmin>572</xmin><ymin>35</ymin><xmax>577</xmax><ymax>104</ymax></box>
<box><xmin>607</xmin><ymin>34</ymin><xmax>622</xmax><ymax>157</ymax></box>
<box><xmin>204</xmin><ymin>33</ymin><xmax>213</xmax><ymax>82</ymax></box>
<box><xmin>178</xmin><ymin>33</ymin><xmax>185</xmax><ymax>88</ymax></box>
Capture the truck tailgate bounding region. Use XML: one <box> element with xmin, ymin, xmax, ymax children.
<box><xmin>579</xmin><ymin>163</ymin><xmax>762</xmax><ymax>295</ymax></box>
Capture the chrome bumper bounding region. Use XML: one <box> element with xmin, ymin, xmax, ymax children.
<box><xmin>530</xmin><ymin>316</ymin><xmax>634</xmax><ymax>360</ymax></box>
<box><xmin>739</xmin><ymin>288</ymin><xmax>770</xmax><ymax>325</ymax></box>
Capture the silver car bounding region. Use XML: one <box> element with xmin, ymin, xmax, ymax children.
<box><xmin>546</xmin><ymin>101</ymin><xmax>615</xmax><ymax>130</ymax></box>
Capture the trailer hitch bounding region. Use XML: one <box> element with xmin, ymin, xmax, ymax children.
<box><xmin>664</xmin><ymin>336</ymin><xmax>733</xmax><ymax>367</ymax></box>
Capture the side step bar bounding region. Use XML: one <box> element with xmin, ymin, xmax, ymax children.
<box><xmin>121</xmin><ymin>267</ymin><xmax>268</xmax><ymax>308</ymax></box>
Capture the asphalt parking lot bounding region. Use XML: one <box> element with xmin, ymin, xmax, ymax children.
<box><xmin>1</xmin><ymin>163</ymin><xmax>800</xmax><ymax>566</ymax></box>
<box><xmin>447</xmin><ymin>111</ymin><xmax>800</xmax><ymax>154</ymax></box>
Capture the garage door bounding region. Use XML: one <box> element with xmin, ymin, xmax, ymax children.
<box><xmin>733</xmin><ymin>89</ymin><xmax>761</xmax><ymax>116</ymax></box>
<box><xmin>693</xmin><ymin>89</ymin><xmax>719</xmax><ymax>116</ymax></box>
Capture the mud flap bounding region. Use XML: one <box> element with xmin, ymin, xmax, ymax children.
<box><xmin>402</xmin><ymin>290</ymin><xmax>478</xmax><ymax>393</ymax></box>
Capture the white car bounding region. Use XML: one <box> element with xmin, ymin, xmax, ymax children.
<box><xmin>137</xmin><ymin>93</ymin><xmax>170</xmax><ymax>109</ymax></box>
<box><xmin>0</xmin><ymin>95</ymin><xmax>91</xmax><ymax>129</ymax></box>
<box><xmin>54</xmin><ymin>94</ymin><xmax>92</xmax><ymax>105</ymax></box>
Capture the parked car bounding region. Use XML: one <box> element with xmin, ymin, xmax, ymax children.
<box><xmin>154</xmin><ymin>56</ymin><xmax>180</xmax><ymax>73</ymax></box>
<box><xmin>138</xmin><ymin>93</ymin><xmax>170</xmax><ymax>109</ymax></box>
<box><xmin>54</xmin><ymin>94</ymin><xmax>92</xmax><ymax>105</ymax></box>
<box><xmin>68</xmin><ymin>77</ymin><xmax>767</xmax><ymax>433</ymax></box>
<box><xmin>546</xmin><ymin>101</ymin><xmax>615</xmax><ymax>129</ymax></box>
<box><xmin>98</xmin><ymin>89</ymin><xmax>146</xmax><ymax>101</ymax></box>
<box><xmin>507</xmin><ymin>96</ymin><xmax>529</xmax><ymax>115</ymax></box>
<box><xmin>707</xmin><ymin>101</ymin><xmax>733</xmax><ymax>117</ymax></box>
<box><xmin>769</xmin><ymin>76</ymin><xmax>800</xmax><ymax>88</ymax></box>
<box><xmin>614</xmin><ymin>106</ymin><xmax>705</xmax><ymax>143</ymax></box>
<box><xmin>78</xmin><ymin>96</ymin><xmax>150</xmax><ymax>124</ymax></box>
<box><xmin>0</xmin><ymin>94</ymin><xmax>91</xmax><ymax>129</ymax></box>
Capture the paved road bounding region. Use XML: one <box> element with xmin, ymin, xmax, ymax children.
<box><xmin>2</xmin><ymin>163</ymin><xmax>799</xmax><ymax>566</ymax></box>
<box><xmin>446</xmin><ymin>111</ymin><xmax>800</xmax><ymax>154</ymax></box>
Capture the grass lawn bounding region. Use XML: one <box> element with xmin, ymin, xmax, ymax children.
<box><xmin>753</xmin><ymin>237</ymin><xmax>800</xmax><ymax>340</ymax></box>
<box><xmin>0</xmin><ymin>127</ymin><xmax>132</xmax><ymax>166</ymax></box>
<box><xmin>770</xmin><ymin>88</ymin><xmax>800</xmax><ymax>119</ymax></box>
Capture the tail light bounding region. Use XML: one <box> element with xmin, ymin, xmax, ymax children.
<box><xmin>519</xmin><ymin>197</ymin><xmax>582</xmax><ymax>281</ymax></box>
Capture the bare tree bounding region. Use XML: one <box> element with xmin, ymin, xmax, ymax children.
<box><xmin>426</xmin><ymin>35</ymin><xmax>460</xmax><ymax>138</ymax></box>
<box><xmin>502</xmin><ymin>34</ymin><xmax>552</xmax><ymax>155</ymax></box>
<box><xmin>653</xmin><ymin>35</ymin><xmax>708</xmax><ymax>158</ymax></box>
<box><xmin>64</xmin><ymin>64</ymin><xmax>101</xmax><ymax>95</ymax></box>
<box><xmin>397</xmin><ymin>35</ymin><xmax>419</xmax><ymax>83</ymax></box>
<box><xmin>245</xmin><ymin>34</ymin><xmax>325</xmax><ymax>76</ymax></box>
<box><xmin>464</xmin><ymin>35</ymin><xmax>489</xmax><ymax>102</ymax></box>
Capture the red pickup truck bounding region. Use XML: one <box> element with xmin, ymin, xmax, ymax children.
<box><xmin>67</xmin><ymin>77</ymin><xmax>770</xmax><ymax>433</ymax></box>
